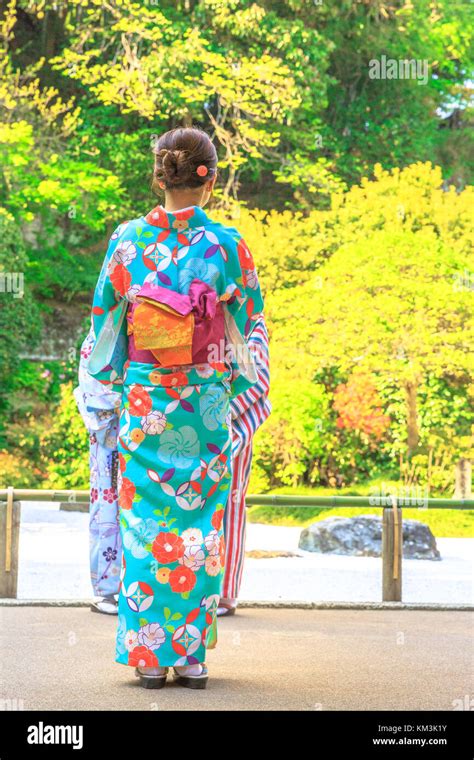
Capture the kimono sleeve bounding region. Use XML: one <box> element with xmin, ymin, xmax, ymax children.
<box><xmin>230</xmin><ymin>314</ymin><xmax>270</xmax><ymax>419</ymax></box>
<box><xmin>83</xmin><ymin>230</ymin><xmax>128</xmax><ymax>389</ymax></box>
<box><xmin>222</xmin><ymin>230</ymin><xmax>264</xmax><ymax>339</ymax></box>
<box><xmin>221</xmin><ymin>229</ymin><xmax>265</xmax><ymax>398</ymax></box>
<box><xmin>74</xmin><ymin>327</ymin><xmax>121</xmax><ymax>449</ymax></box>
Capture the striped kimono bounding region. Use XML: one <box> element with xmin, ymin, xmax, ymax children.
<box><xmin>223</xmin><ymin>315</ymin><xmax>271</xmax><ymax>597</ymax></box>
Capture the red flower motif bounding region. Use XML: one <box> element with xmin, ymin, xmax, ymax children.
<box><xmin>119</xmin><ymin>478</ymin><xmax>135</xmax><ymax>510</ymax></box>
<box><xmin>103</xmin><ymin>487</ymin><xmax>117</xmax><ymax>504</ymax></box>
<box><xmin>118</xmin><ymin>453</ymin><xmax>127</xmax><ymax>473</ymax></box>
<box><xmin>128</xmin><ymin>384</ymin><xmax>152</xmax><ymax>416</ymax></box>
<box><xmin>211</xmin><ymin>508</ymin><xmax>224</xmax><ymax>531</ymax></box>
<box><xmin>109</xmin><ymin>263</ymin><xmax>132</xmax><ymax>297</ymax></box>
<box><xmin>219</xmin><ymin>534</ymin><xmax>226</xmax><ymax>565</ymax></box>
<box><xmin>152</xmin><ymin>532</ymin><xmax>185</xmax><ymax>564</ymax></box>
<box><xmin>128</xmin><ymin>646</ymin><xmax>158</xmax><ymax>668</ymax></box>
<box><xmin>169</xmin><ymin>566</ymin><xmax>197</xmax><ymax>594</ymax></box>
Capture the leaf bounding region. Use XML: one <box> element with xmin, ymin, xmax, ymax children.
<box><xmin>164</xmin><ymin>607</ymin><xmax>171</xmax><ymax>620</ymax></box>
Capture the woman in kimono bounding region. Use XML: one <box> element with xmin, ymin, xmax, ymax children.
<box><xmin>84</xmin><ymin>127</ymin><xmax>264</xmax><ymax>689</ymax></box>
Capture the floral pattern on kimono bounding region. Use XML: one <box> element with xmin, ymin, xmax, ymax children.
<box><xmin>84</xmin><ymin>204</ymin><xmax>264</xmax><ymax>667</ymax></box>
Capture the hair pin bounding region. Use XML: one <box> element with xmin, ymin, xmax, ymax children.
<box><xmin>196</xmin><ymin>165</ymin><xmax>209</xmax><ymax>177</ymax></box>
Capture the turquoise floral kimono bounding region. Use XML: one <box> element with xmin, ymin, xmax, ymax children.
<box><xmin>84</xmin><ymin>204</ymin><xmax>263</xmax><ymax>668</ymax></box>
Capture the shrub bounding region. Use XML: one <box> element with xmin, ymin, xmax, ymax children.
<box><xmin>41</xmin><ymin>382</ymin><xmax>90</xmax><ymax>489</ymax></box>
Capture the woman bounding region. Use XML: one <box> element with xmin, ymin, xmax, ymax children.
<box><xmin>84</xmin><ymin>127</ymin><xmax>264</xmax><ymax>689</ymax></box>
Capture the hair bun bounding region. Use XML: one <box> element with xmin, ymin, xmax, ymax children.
<box><xmin>156</xmin><ymin>148</ymin><xmax>192</xmax><ymax>186</ymax></box>
<box><xmin>152</xmin><ymin>128</ymin><xmax>218</xmax><ymax>191</ymax></box>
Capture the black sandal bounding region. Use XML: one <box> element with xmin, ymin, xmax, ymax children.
<box><xmin>135</xmin><ymin>667</ymin><xmax>169</xmax><ymax>689</ymax></box>
<box><xmin>172</xmin><ymin>664</ymin><xmax>208</xmax><ymax>689</ymax></box>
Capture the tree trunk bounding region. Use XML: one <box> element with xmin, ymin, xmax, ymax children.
<box><xmin>405</xmin><ymin>380</ymin><xmax>419</xmax><ymax>454</ymax></box>
<box><xmin>454</xmin><ymin>459</ymin><xmax>472</xmax><ymax>499</ymax></box>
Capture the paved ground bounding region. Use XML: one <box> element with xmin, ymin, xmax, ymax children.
<box><xmin>1</xmin><ymin>607</ymin><xmax>472</xmax><ymax>711</ymax></box>
<box><xmin>17</xmin><ymin>503</ymin><xmax>474</xmax><ymax>604</ymax></box>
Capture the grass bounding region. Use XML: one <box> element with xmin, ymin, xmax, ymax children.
<box><xmin>246</xmin><ymin>481</ymin><xmax>474</xmax><ymax>538</ymax></box>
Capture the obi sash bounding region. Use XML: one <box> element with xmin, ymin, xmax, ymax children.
<box><xmin>86</xmin><ymin>277</ymin><xmax>259</xmax><ymax>393</ymax></box>
<box><xmin>127</xmin><ymin>278</ymin><xmax>225</xmax><ymax>366</ymax></box>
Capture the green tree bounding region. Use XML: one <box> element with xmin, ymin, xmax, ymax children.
<box><xmin>271</xmin><ymin>164</ymin><xmax>473</xmax><ymax>456</ymax></box>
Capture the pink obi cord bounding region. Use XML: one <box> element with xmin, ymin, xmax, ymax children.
<box><xmin>127</xmin><ymin>278</ymin><xmax>226</xmax><ymax>365</ymax></box>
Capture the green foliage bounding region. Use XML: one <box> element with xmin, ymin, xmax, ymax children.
<box><xmin>278</xmin><ymin>165</ymin><xmax>473</xmax><ymax>482</ymax></box>
<box><xmin>253</xmin><ymin>380</ymin><xmax>331</xmax><ymax>488</ymax></box>
<box><xmin>256</xmin><ymin>164</ymin><xmax>473</xmax><ymax>491</ymax></box>
<box><xmin>41</xmin><ymin>382</ymin><xmax>89</xmax><ymax>489</ymax></box>
<box><xmin>1</xmin><ymin>2</ymin><xmax>472</xmax><ymax>504</ymax></box>
<box><xmin>0</xmin><ymin>449</ymin><xmax>42</xmax><ymax>488</ymax></box>
<box><xmin>0</xmin><ymin>207</ymin><xmax>42</xmax><ymax>435</ymax></box>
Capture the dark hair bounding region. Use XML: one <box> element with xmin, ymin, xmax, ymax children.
<box><xmin>152</xmin><ymin>127</ymin><xmax>218</xmax><ymax>191</ymax></box>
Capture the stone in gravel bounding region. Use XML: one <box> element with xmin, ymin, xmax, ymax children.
<box><xmin>299</xmin><ymin>514</ymin><xmax>441</xmax><ymax>560</ymax></box>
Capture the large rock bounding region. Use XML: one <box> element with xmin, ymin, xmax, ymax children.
<box><xmin>299</xmin><ymin>514</ymin><xmax>441</xmax><ymax>560</ymax></box>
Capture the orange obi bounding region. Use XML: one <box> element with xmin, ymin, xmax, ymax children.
<box><xmin>127</xmin><ymin>278</ymin><xmax>224</xmax><ymax>367</ymax></box>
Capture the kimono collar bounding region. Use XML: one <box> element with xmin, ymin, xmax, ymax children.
<box><xmin>144</xmin><ymin>204</ymin><xmax>211</xmax><ymax>231</ymax></box>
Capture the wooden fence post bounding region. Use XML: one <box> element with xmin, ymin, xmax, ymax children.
<box><xmin>382</xmin><ymin>496</ymin><xmax>403</xmax><ymax>602</ymax></box>
<box><xmin>0</xmin><ymin>487</ymin><xmax>21</xmax><ymax>598</ymax></box>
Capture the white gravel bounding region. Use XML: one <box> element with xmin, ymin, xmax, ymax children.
<box><xmin>15</xmin><ymin>502</ymin><xmax>474</xmax><ymax>605</ymax></box>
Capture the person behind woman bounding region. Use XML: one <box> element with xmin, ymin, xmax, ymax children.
<box><xmin>83</xmin><ymin>127</ymin><xmax>264</xmax><ymax>689</ymax></box>
<box><xmin>218</xmin><ymin>315</ymin><xmax>271</xmax><ymax>616</ymax></box>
